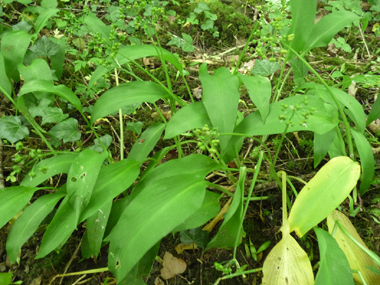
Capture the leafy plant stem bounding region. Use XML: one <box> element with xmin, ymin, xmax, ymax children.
<box><xmin>114</xmin><ymin>68</ymin><xmax>124</xmax><ymax>160</ymax></box>
<box><xmin>335</xmin><ymin>220</ymin><xmax>380</xmax><ymax>266</ymax></box>
<box><xmin>278</xmin><ymin>170</ymin><xmax>289</xmax><ymax>234</ymax></box>
<box><xmin>283</xmin><ymin>42</ymin><xmax>354</xmax><ymax>159</ymax></box>
<box><xmin>272</xmin><ymin>121</ymin><xmax>291</xmax><ymax>167</ymax></box>
<box><xmin>205</xmin><ymin>181</ymin><xmax>234</xmax><ymax>197</ymax></box>
<box><xmin>273</xmin><ymin>68</ymin><xmax>292</xmax><ymax>103</ymax></box>
<box><xmin>213</xmin><ymin>268</ymin><xmax>263</xmax><ymax>285</ymax></box>
<box><xmin>233</xmin><ymin>151</ymin><xmax>264</xmax><ymax>261</ymax></box>
<box><xmin>232</xmin><ymin>22</ymin><xmax>259</xmax><ymax>76</ymax></box>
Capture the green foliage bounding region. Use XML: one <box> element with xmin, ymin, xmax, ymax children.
<box><xmin>0</xmin><ymin>0</ymin><xmax>379</xmax><ymax>284</ymax></box>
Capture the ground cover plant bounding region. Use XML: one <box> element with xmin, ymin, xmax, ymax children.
<box><xmin>1</xmin><ymin>0</ymin><xmax>380</xmax><ymax>284</ymax></box>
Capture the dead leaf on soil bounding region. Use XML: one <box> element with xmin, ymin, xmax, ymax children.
<box><xmin>175</xmin><ymin>242</ymin><xmax>198</xmax><ymax>254</ymax></box>
<box><xmin>160</xmin><ymin>251</ymin><xmax>187</xmax><ymax>280</ymax></box>
<box><xmin>154</xmin><ymin>276</ymin><xmax>165</xmax><ymax>285</ymax></box>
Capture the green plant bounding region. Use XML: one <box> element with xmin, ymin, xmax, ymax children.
<box><xmin>1</xmin><ymin>0</ymin><xmax>380</xmax><ymax>284</ymax></box>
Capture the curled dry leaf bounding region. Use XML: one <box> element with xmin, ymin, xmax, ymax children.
<box><xmin>175</xmin><ymin>242</ymin><xmax>198</xmax><ymax>254</ymax></box>
<box><xmin>154</xmin><ymin>276</ymin><xmax>165</xmax><ymax>285</ymax></box>
<box><xmin>160</xmin><ymin>251</ymin><xmax>187</xmax><ymax>280</ymax></box>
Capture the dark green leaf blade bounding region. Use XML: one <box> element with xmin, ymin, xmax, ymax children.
<box><xmin>351</xmin><ymin>129</ymin><xmax>375</xmax><ymax>195</ymax></box>
<box><xmin>128</xmin><ymin>123</ymin><xmax>165</xmax><ymax>162</ymax></box>
<box><xmin>314</xmin><ymin>227</ymin><xmax>354</xmax><ymax>285</ymax></box>
<box><xmin>0</xmin><ymin>186</ymin><xmax>39</xmax><ymax>229</ymax></box>
<box><xmin>6</xmin><ymin>191</ymin><xmax>65</xmax><ymax>263</ymax></box>
<box><xmin>200</xmin><ymin>65</ymin><xmax>240</xmax><ymax>151</ymax></box>
<box><xmin>164</xmin><ymin>101</ymin><xmax>212</xmax><ymax>139</ymax></box>
<box><xmin>90</xmin><ymin>81</ymin><xmax>168</xmax><ymax>125</ymax></box>
<box><xmin>67</xmin><ymin>150</ymin><xmax>108</xmax><ymax>223</ymax></box>
<box><xmin>1</xmin><ymin>30</ymin><xmax>32</xmax><ymax>82</ymax></box>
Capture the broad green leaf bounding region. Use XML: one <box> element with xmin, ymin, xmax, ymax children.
<box><xmin>81</xmin><ymin>201</ymin><xmax>112</xmax><ymax>259</ymax></box>
<box><xmin>351</xmin><ymin>129</ymin><xmax>375</xmax><ymax>195</ymax></box>
<box><xmin>0</xmin><ymin>273</ymin><xmax>12</xmax><ymax>285</ymax></box>
<box><xmin>314</xmin><ymin>227</ymin><xmax>354</xmax><ymax>285</ymax></box>
<box><xmin>67</xmin><ymin>150</ymin><xmax>108</xmax><ymax>223</ymax></box>
<box><xmin>41</xmin><ymin>0</ymin><xmax>58</xmax><ymax>9</ymax></box>
<box><xmin>6</xmin><ymin>191</ymin><xmax>65</xmax><ymax>263</ymax></box>
<box><xmin>262</xmin><ymin>231</ymin><xmax>314</xmax><ymax>284</ymax></box>
<box><xmin>174</xmin><ymin>190</ymin><xmax>220</xmax><ymax>232</ymax></box>
<box><xmin>83</xmin><ymin>12</ymin><xmax>111</xmax><ymax>43</ymax></box>
<box><xmin>200</xmin><ymin>65</ymin><xmax>240</xmax><ymax>151</ymax></box>
<box><xmin>309</xmin><ymin>85</ymin><xmax>366</xmax><ymax>133</ymax></box>
<box><xmin>0</xmin><ymin>186</ymin><xmax>39</xmax><ymax>229</ymax></box>
<box><xmin>119</xmin><ymin>242</ymin><xmax>160</xmax><ymax>285</ymax></box>
<box><xmin>21</xmin><ymin>153</ymin><xmax>78</xmax><ymax>187</ymax></box>
<box><xmin>251</xmin><ymin>59</ymin><xmax>281</xmax><ymax>77</ymax></box>
<box><xmin>0</xmin><ymin>53</ymin><xmax>12</xmax><ymax>95</ymax></box>
<box><xmin>367</xmin><ymin>97</ymin><xmax>380</xmax><ymax>126</ymax></box>
<box><xmin>89</xmin><ymin>45</ymin><xmax>182</xmax><ymax>88</ymax></box>
<box><xmin>206</xmin><ymin>168</ymin><xmax>245</xmax><ymax>250</ymax></box>
<box><xmin>139</xmin><ymin>147</ymin><xmax>172</xmax><ymax>181</ymax></box>
<box><xmin>328</xmin><ymin>130</ymin><xmax>347</xmax><ymax>158</ymax></box>
<box><xmin>104</xmin><ymin>197</ymin><xmax>130</xmax><ymax>239</ymax></box>
<box><xmin>127</xmin><ymin>123</ymin><xmax>165</xmax><ymax>162</ymax></box>
<box><xmin>303</xmin><ymin>10</ymin><xmax>361</xmax><ymax>55</ymax></box>
<box><xmin>49</xmin><ymin>37</ymin><xmax>66</xmax><ymax>79</ymax></box>
<box><xmin>80</xmin><ymin>159</ymin><xmax>140</xmax><ymax>222</ymax></box>
<box><xmin>49</xmin><ymin>118</ymin><xmax>81</xmax><ymax>143</ymax></box>
<box><xmin>1</xmin><ymin>30</ymin><xmax>32</xmax><ymax>82</ymax></box>
<box><xmin>314</xmin><ymin>128</ymin><xmax>336</xmax><ymax>168</ymax></box>
<box><xmin>0</xmin><ymin>116</ymin><xmax>29</xmax><ymax>143</ymax></box>
<box><xmin>327</xmin><ymin>210</ymin><xmax>380</xmax><ymax>284</ymax></box>
<box><xmin>180</xmin><ymin>228</ymin><xmax>209</xmax><ymax>248</ymax></box>
<box><xmin>236</xmin><ymin>95</ymin><xmax>337</xmax><ymax>136</ymax></box>
<box><xmin>164</xmin><ymin>101</ymin><xmax>211</xmax><ymax>139</ymax></box>
<box><xmin>288</xmin><ymin>157</ymin><xmax>360</xmax><ymax>237</ymax></box>
<box><xmin>34</xmin><ymin>8</ymin><xmax>59</xmax><ymax>36</ymax></box>
<box><xmin>19</xmin><ymin>80</ymin><xmax>82</xmax><ymax>113</ymax></box>
<box><xmin>36</xmin><ymin>197</ymin><xmax>76</xmax><ymax>258</ymax></box>
<box><xmin>107</xmin><ymin>155</ymin><xmax>217</xmax><ymax>281</ymax></box>
<box><xmin>286</xmin><ymin>0</ymin><xmax>317</xmax><ymax>57</ymax></box>
<box><xmin>238</xmin><ymin>74</ymin><xmax>271</xmax><ymax>122</ymax></box>
<box><xmin>90</xmin><ymin>81</ymin><xmax>168</xmax><ymax>125</ymax></box>
<box><xmin>29</xmin><ymin>36</ymin><xmax>60</xmax><ymax>57</ymax></box>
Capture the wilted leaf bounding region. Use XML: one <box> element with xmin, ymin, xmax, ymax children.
<box><xmin>327</xmin><ymin>210</ymin><xmax>380</xmax><ymax>284</ymax></box>
<box><xmin>160</xmin><ymin>252</ymin><xmax>187</xmax><ymax>280</ymax></box>
<box><xmin>262</xmin><ymin>232</ymin><xmax>314</xmax><ymax>284</ymax></box>
<box><xmin>175</xmin><ymin>242</ymin><xmax>198</xmax><ymax>254</ymax></box>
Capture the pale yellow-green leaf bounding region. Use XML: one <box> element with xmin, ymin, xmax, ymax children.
<box><xmin>288</xmin><ymin>156</ymin><xmax>360</xmax><ymax>237</ymax></box>
<box><xmin>262</xmin><ymin>232</ymin><xmax>314</xmax><ymax>285</ymax></box>
<box><xmin>327</xmin><ymin>210</ymin><xmax>380</xmax><ymax>285</ymax></box>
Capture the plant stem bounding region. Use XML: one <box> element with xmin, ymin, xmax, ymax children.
<box><xmin>283</xmin><ymin>43</ymin><xmax>355</xmax><ymax>159</ymax></box>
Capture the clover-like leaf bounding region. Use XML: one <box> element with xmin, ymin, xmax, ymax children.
<box><xmin>49</xmin><ymin>118</ymin><xmax>81</xmax><ymax>143</ymax></box>
<box><xmin>252</xmin><ymin>59</ymin><xmax>281</xmax><ymax>76</ymax></box>
<box><xmin>0</xmin><ymin>116</ymin><xmax>29</xmax><ymax>143</ymax></box>
<box><xmin>29</xmin><ymin>36</ymin><xmax>60</xmax><ymax>58</ymax></box>
<box><xmin>41</xmin><ymin>107</ymin><xmax>68</xmax><ymax>125</ymax></box>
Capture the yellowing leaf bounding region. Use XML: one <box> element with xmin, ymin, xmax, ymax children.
<box><xmin>327</xmin><ymin>210</ymin><xmax>380</xmax><ymax>284</ymax></box>
<box><xmin>160</xmin><ymin>252</ymin><xmax>187</xmax><ymax>280</ymax></box>
<box><xmin>174</xmin><ymin>242</ymin><xmax>198</xmax><ymax>254</ymax></box>
<box><xmin>262</xmin><ymin>232</ymin><xmax>314</xmax><ymax>285</ymax></box>
<box><xmin>288</xmin><ymin>156</ymin><xmax>360</xmax><ymax>237</ymax></box>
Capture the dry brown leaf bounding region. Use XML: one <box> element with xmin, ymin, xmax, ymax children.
<box><xmin>203</xmin><ymin>197</ymin><xmax>232</xmax><ymax>232</ymax></box>
<box><xmin>174</xmin><ymin>242</ymin><xmax>198</xmax><ymax>254</ymax></box>
<box><xmin>154</xmin><ymin>276</ymin><xmax>165</xmax><ymax>285</ymax></box>
<box><xmin>160</xmin><ymin>251</ymin><xmax>187</xmax><ymax>280</ymax></box>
